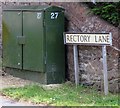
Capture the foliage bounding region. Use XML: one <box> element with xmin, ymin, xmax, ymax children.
<box><xmin>1</xmin><ymin>82</ymin><xmax>119</xmax><ymax>106</ymax></box>
<box><xmin>86</xmin><ymin>2</ymin><xmax>120</xmax><ymax>27</ymax></box>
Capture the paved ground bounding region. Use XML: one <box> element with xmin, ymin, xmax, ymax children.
<box><xmin>0</xmin><ymin>96</ymin><xmax>36</xmax><ymax>107</ymax></box>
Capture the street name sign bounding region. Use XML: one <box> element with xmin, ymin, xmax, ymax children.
<box><xmin>64</xmin><ymin>33</ymin><xmax>112</xmax><ymax>45</ymax></box>
<box><xmin>64</xmin><ymin>32</ymin><xmax>112</xmax><ymax>95</ymax></box>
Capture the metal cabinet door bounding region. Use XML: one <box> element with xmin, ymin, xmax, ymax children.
<box><xmin>2</xmin><ymin>11</ymin><xmax>22</xmax><ymax>69</ymax></box>
<box><xmin>23</xmin><ymin>12</ymin><xmax>44</xmax><ymax>72</ymax></box>
<box><xmin>45</xmin><ymin>11</ymin><xmax>65</xmax><ymax>83</ymax></box>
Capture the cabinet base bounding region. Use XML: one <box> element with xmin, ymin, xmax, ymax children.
<box><xmin>4</xmin><ymin>67</ymin><xmax>47</xmax><ymax>84</ymax></box>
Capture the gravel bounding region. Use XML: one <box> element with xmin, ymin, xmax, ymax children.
<box><xmin>0</xmin><ymin>74</ymin><xmax>38</xmax><ymax>90</ymax></box>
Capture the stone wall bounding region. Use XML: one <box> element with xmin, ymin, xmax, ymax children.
<box><xmin>0</xmin><ymin>2</ymin><xmax>119</xmax><ymax>93</ymax></box>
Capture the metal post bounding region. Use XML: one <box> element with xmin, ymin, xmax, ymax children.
<box><xmin>102</xmin><ymin>45</ymin><xmax>108</xmax><ymax>95</ymax></box>
<box><xmin>73</xmin><ymin>45</ymin><xmax>79</xmax><ymax>86</ymax></box>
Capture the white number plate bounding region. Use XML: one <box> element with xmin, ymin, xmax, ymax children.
<box><xmin>51</xmin><ymin>12</ymin><xmax>59</xmax><ymax>19</ymax></box>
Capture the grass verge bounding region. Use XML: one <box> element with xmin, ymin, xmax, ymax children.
<box><xmin>1</xmin><ymin>82</ymin><xmax>119</xmax><ymax>106</ymax></box>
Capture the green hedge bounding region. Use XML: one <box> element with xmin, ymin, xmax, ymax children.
<box><xmin>86</xmin><ymin>2</ymin><xmax>120</xmax><ymax>27</ymax></box>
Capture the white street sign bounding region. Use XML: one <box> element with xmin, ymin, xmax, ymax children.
<box><xmin>64</xmin><ymin>33</ymin><xmax>112</xmax><ymax>45</ymax></box>
<box><xmin>64</xmin><ymin>32</ymin><xmax>112</xmax><ymax>95</ymax></box>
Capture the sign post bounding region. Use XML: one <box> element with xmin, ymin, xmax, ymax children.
<box><xmin>102</xmin><ymin>45</ymin><xmax>108</xmax><ymax>95</ymax></box>
<box><xmin>64</xmin><ymin>32</ymin><xmax>112</xmax><ymax>95</ymax></box>
<box><xmin>73</xmin><ymin>45</ymin><xmax>79</xmax><ymax>86</ymax></box>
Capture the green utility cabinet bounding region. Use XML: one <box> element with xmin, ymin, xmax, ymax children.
<box><xmin>2</xmin><ymin>5</ymin><xmax>65</xmax><ymax>84</ymax></box>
